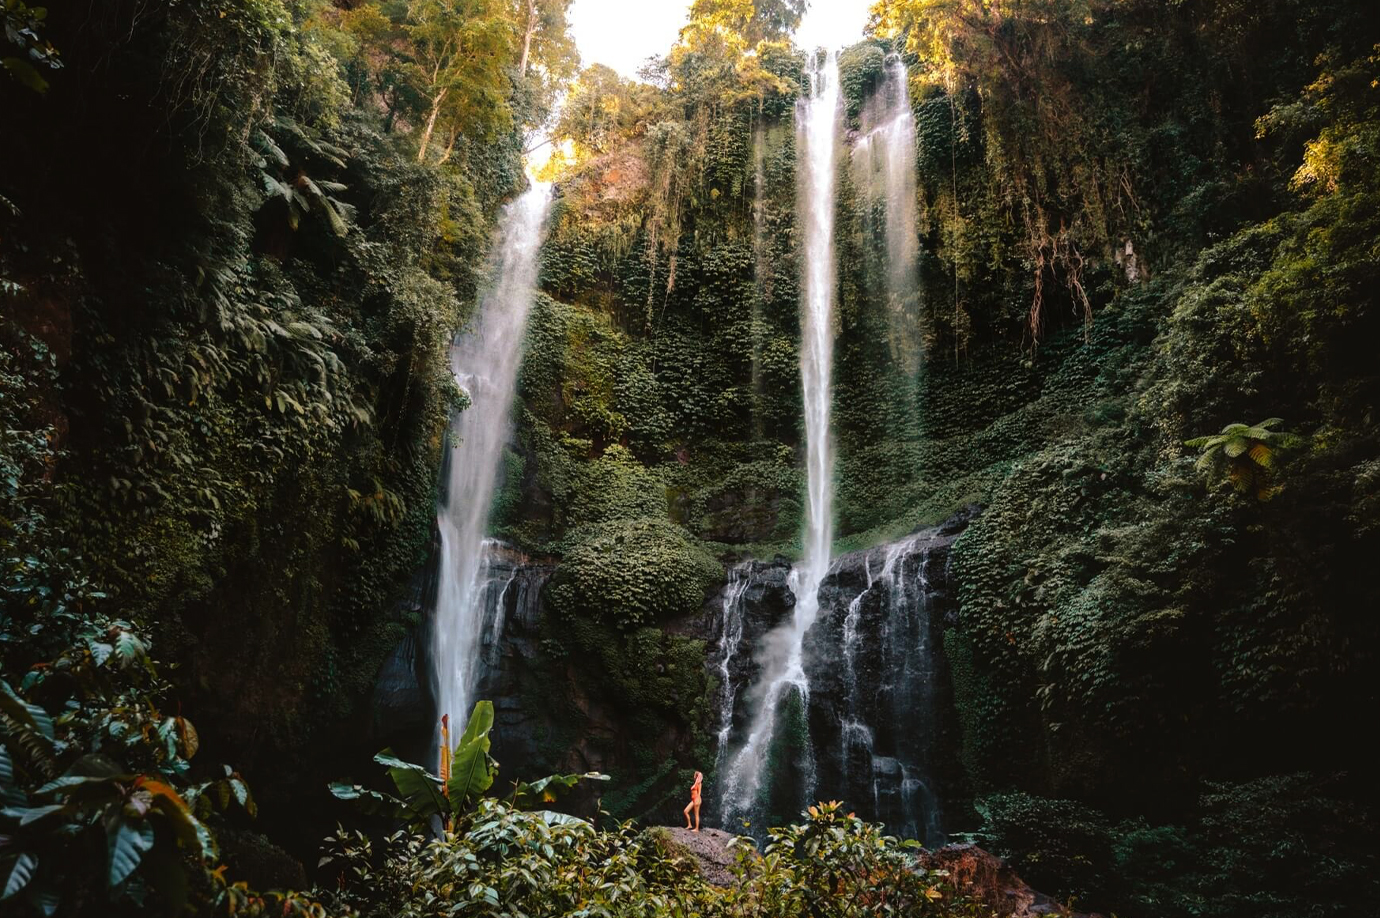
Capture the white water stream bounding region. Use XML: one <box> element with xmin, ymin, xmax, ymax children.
<box><xmin>433</xmin><ymin>181</ymin><xmax>552</xmax><ymax>744</ymax></box>
<box><xmin>721</xmin><ymin>49</ymin><xmax>841</xmax><ymax>822</ymax></box>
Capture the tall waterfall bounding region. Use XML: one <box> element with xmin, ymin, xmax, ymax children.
<box><xmin>852</xmin><ymin>53</ymin><xmax>920</xmax><ymax>372</ymax></box>
<box><xmin>433</xmin><ymin>181</ymin><xmax>551</xmax><ymax>744</ymax></box>
<box><xmin>720</xmin><ymin>49</ymin><xmax>841</xmax><ymax>826</ymax></box>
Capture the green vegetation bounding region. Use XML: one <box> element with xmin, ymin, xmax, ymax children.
<box><xmin>1184</xmin><ymin>418</ymin><xmax>1305</xmax><ymax>499</ymax></box>
<box><xmin>329</xmin><ymin>700</ymin><xmax>608</xmax><ymax>830</ymax></box>
<box><xmin>4</xmin><ymin>0</ymin><xmax>1380</xmax><ymax>915</ymax></box>
<box><xmin>318</xmin><ymin>799</ymin><xmax>977</xmax><ymax>918</ymax></box>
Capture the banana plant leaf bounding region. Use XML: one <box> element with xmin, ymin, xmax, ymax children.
<box><xmin>446</xmin><ymin>701</ymin><xmax>495</xmax><ymax>814</ymax></box>
<box><xmin>511</xmin><ymin>771</ymin><xmax>609</xmax><ymax>808</ymax></box>
<box><xmin>374</xmin><ymin>751</ymin><xmax>448</xmax><ymax>821</ymax></box>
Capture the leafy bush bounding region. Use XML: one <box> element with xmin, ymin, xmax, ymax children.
<box><xmin>319</xmin><ymin>798</ymin><xmax>974</xmax><ymax>918</ymax></box>
<box><xmin>0</xmin><ymin>608</ymin><xmax>305</xmax><ymax>916</ymax></box>
<box><xmin>974</xmin><ymin>776</ymin><xmax>1380</xmax><ymax>918</ymax></box>
<box><xmin>971</xmin><ymin>792</ymin><xmax>1115</xmax><ymax>906</ymax></box>
<box><xmin>546</xmin><ymin>518</ymin><xmax>720</xmax><ymax>629</ymax></box>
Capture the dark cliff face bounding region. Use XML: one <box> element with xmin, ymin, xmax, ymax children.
<box><xmin>372</xmin><ymin>528</ymin><xmax>443</xmax><ymax>768</ymax></box>
<box><xmin>802</xmin><ymin>510</ymin><xmax>975</xmax><ymax>844</ymax></box>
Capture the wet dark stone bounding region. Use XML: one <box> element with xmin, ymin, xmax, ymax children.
<box><xmin>802</xmin><ymin>512</ymin><xmax>973</xmax><ymax>845</ymax></box>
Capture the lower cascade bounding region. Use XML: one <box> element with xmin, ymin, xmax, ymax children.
<box><xmin>707</xmin><ymin>513</ymin><xmax>969</xmax><ymax>839</ymax></box>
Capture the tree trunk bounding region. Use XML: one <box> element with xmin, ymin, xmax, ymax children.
<box><xmin>417</xmin><ymin>87</ymin><xmax>449</xmax><ymax>163</ymax></box>
<box><xmin>440</xmin><ymin>125</ymin><xmax>460</xmax><ymax>164</ymax></box>
<box><xmin>519</xmin><ymin>0</ymin><xmax>537</xmax><ymax>75</ymax></box>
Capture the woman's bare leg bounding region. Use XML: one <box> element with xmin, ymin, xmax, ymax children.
<box><xmin>683</xmin><ymin>801</ymin><xmax>693</xmax><ymax>829</ymax></box>
<box><xmin>692</xmin><ymin>801</ymin><xmax>701</xmax><ymax>831</ymax></box>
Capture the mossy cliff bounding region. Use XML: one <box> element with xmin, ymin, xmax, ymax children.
<box><xmin>0</xmin><ymin>0</ymin><xmax>526</xmax><ymax>864</ymax></box>
<box><xmin>4</xmin><ymin>1</ymin><xmax>1380</xmax><ymax>915</ymax></box>
<box><xmin>480</xmin><ymin>3</ymin><xmax>1380</xmax><ymax>915</ymax></box>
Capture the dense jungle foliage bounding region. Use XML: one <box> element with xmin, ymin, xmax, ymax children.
<box><xmin>4</xmin><ymin>0</ymin><xmax>1380</xmax><ymax>915</ymax></box>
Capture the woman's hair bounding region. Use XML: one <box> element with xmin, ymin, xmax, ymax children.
<box><xmin>694</xmin><ymin>771</ymin><xmax>703</xmax><ymax>780</ymax></box>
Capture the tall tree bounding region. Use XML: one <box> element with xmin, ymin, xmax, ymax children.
<box><xmin>404</xmin><ymin>0</ymin><xmax>514</xmax><ymax>162</ymax></box>
<box><xmin>512</xmin><ymin>0</ymin><xmax>578</xmax><ymax>133</ymax></box>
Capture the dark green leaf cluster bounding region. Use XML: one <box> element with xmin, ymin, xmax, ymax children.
<box><xmin>548</xmin><ymin>518</ymin><xmax>720</xmax><ymax>630</ymax></box>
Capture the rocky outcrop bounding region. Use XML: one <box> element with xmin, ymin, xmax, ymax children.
<box><xmin>371</xmin><ymin>526</ymin><xmax>441</xmax><ymax>764</ymax></box>
<box><xmin>692</xmin><ymin>557</ymin><xmax>795</xmax><ymax>761</ymax></box>
<box><xmin>653</xmin><ymin>827</ymin><xmax>742</xmax><ymax>886</ymax></box>
<box><xmin>477</xmin><ymin>544</ymin><xmax>699</xmax><ymax>822</ymax></box>
<box><xmin>705</xmin><ymin>507</ymin><xmax>978</xmax><ymax>837</ymax></box>
<box><xmin>473</xmin><ymin>546</ymin><xmax>561</xmax><ymax>773</ymax></box>
<box><xmin>919</xmin><ymin>844</ymin><xmax>1102</xmax><ymax>918</ymax></box>
<box><xmin>378</xmin><ymin>508</ymin><xmax>980</xmax><ymax>838</ymax></box>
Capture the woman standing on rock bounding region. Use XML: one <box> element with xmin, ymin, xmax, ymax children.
<box><xmin>683</xmin><ymin>771</ymin><xmax>703</xmax><ymax>832</ymax></box>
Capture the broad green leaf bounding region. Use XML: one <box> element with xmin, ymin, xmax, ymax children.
<box><xmin>0</xmin><ymin>680</ymin><xmax>54</xmax><ymax>741</ymax></box>
<box><xmin>374</xmin><ymin>751</ymin><xmax>448</xmax><ymax>821</ymax></box>
<box><xmin>87</xmin><ymin>641</ymin><xmax>112</xmax><ymax>666</ymax></box>
<box><xmin>534</xmin><ymin>810</ymin><xmax>589</xmax><ymax>827</ymax></box>
<box><xmin>0</xmin><ymin>762</ymin><xmax>21</xmax><ymax>808</ymax></box>
<box><xmin>457</xmin><ymin>700</ymin><xmax>495</xmax><ymax>748</ymax></box>
<box><xmin>108</xmin><ymin>819</ymin><xmax>155</xmax><ymax>887</ymax></box>
<box><xmin>229</xmin><ymin>777</ymin><xmax>255</xmax><ymax>817</ymax></box>
<box><xmin>2</xmin><ymin>851</ymin><xmax>37</xmax><ymax>900</ymax></box>
<box><xmin>513</xmin><ymin>771</ymin><xmax>608</xmax><ymax>807</ymax></box>
<box><xmin>1</xmin><ymin>57</ymin><xmax>48</xmax><ymax>94</ymax></box>
<box><xmin>447</xmin><ymin>702</ymin><xmax>495</xmax><ymax>813</ymax></box>
<box><xmin>112</xmin><ymin>630</ymin><xmax>147</xmax><ymax>668</ymax></box>
<box><xmin>1</xmin><ymin>805</ymin><xmax>66</xmax><ymax>826</ymax></box>
<box><xmin>34</xmin><ymin>774</ymin><xmax>114</xmax><ymax>796</ymax></box>
<box><xmin>252</xmin><ymin>130</ymin><xmax>290</xmax><ymax>168</ymax></box>
<box><xmin>328</xmin><ymin>782</ymin><xmax>413</xmax><ymax>820</ymax></box>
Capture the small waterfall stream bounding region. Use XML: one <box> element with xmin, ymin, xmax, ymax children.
<box><xmin>720</xmin><ymin>48</ymin><xmax>842</xmax><ymax>826</ymax></box>
<box><xmin>433</xmin><ymin>181</ymin><xmax>552</xmax><ymax>742</ymax></box>
<box><xmin>713</xmin><ymin>565</ymin><xmax>753</xmax><ymax>775</ymax></box>
<box><xmin>823</xmin><ymin>535</ymin><xmax>945</xmax><ymax>844</ymax></box>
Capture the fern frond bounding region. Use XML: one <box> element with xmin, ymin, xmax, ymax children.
<box><xmin>1248</xmin><ymin>443</ymin><xmax>1274</xmax><ymax>468</ymax></box>
<box><xmin>1223</xmin><ymin>436</ymin><xmax>1251</xmax><ymax>458</ymax></box>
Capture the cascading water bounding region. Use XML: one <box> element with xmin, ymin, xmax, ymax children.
<box><xmin>712</xmin><ymin>565</ymin><xmax>753</xmax><ymax>774</ymax></box>
<box><xmin>830</xmin><ymin>535</ymin><xmax>944</xmax><ymax>845</ymax></box>
<box><xmin>433</xmin><ymin>181</ymin><xmax>551</xmax><ymax>746</ymax></box>
<box><xmin>720</xmin><ymin>48</ymin><xmax>841</xmax><ymax>826</ymax></box>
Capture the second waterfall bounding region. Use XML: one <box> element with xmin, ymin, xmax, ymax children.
<box><xmin>720</xmin><ymin>48</ymin><xmax>842</xmax><ymax>827</ymax></box>
<box><xmin>432</xmin><ymin>181</ymin><xmax>552</xmax><ymax>748</ymax></box>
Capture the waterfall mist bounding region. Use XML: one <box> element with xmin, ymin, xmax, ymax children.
<box><xmin>719</xmin><ymin>48</ymin><xmax>841</xmax><ymax>826</ymax></box>
<box><xmin>433</xmin><ymin>181</ymin><xmax>552</xmax><ymax>749</ymax></box>
<box><xmin>852</xmin><ymin>54</ymin><xmax>921</xmax><ymax>374</ymax></box>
